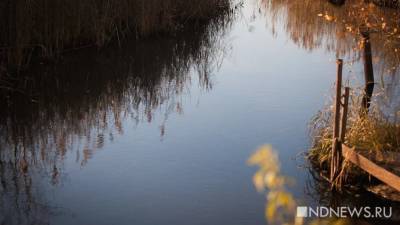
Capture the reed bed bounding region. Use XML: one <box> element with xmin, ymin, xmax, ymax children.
<box><xmin>308</xmin><ymin>91</ymin><xmax>400</xmax><ymax>183</ymax></box>
<box><xmin>0</xmin><ymin>0</ymin><xmax>233</xmax><ymax>72</ymax></box>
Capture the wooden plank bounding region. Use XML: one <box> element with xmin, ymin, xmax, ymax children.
<box><xmin>342</xmin><ymin>144</ymin><xmax>400</xmax><ymax>192</ymax></box>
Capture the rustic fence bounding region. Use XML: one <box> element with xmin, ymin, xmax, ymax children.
<box><xmin>329</xmin><ymin>59</ymin><xmax>400</xmax><ymax>192</ymax></box>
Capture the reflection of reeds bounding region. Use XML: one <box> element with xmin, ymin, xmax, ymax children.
<box><xmin>260</xmin><ymin>0</ymin><xmax>400</xmax><ymax>77</ymax></box>
<box><xmin>0</xmin><ymin>0</ymin><xmax>232</xmax><ymax>71</ymax></box>
<box><xmin>0</xmin><ymin>159</ymin><xmax>51</xmax><ymax>225</ymax></box>
<box><xmin>0</xmin><ymin>10</ymin><xmax>235</xmax><ymax>224</ymax></box>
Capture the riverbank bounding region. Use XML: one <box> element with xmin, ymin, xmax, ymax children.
<box><xmin>258</xmin><ymin>0</ymin><xmax>400</xmax><ymax>195</ymax></box>
<box><xmin>308</xmin><ymin>89</ymin><xmax>400</xmax><ymax>196</ymax></box>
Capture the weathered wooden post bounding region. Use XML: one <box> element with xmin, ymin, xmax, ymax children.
<box><xmin>361</xmin><ymin>32</ymin><xmax>374</xmax><ymax>112</ymax></box>
<box><xmin>340</xmin><ymin>87</ymin><xmax>350</xmax><ymax>143</ymax></box>
<box><xmin>330</xmin><ymin>59</ymin><xmax>343</xmax><ymax>184</ymax></box>
<box><xmin>333</xmin><ymin>87</ymin><xmax>350</xmax><ymax>188</ymax></box>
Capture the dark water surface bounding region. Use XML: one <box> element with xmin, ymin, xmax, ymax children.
<box><xmin>1</xmin><ymin>1</ymin><xmax>400</xmax><ymax>225</ymax></box>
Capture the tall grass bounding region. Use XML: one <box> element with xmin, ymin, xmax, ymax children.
<box><xmin>0</xmin><ymin>0</ymin><xmax>233</xmax><ymax>71</ymax></box>
<box><xmin>308</xmin><ymin>90</ymin><xmax>400</xmax><ymax>184</ymax></box>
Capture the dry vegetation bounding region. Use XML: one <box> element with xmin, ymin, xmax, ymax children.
<box><xmin>0</xmin><ymin>0</ymin><xmax>233</xmax><ymax>72</ymax></box>
<box><xmin>308</xmin><ymin>91</ymin><xmax>400</xmax><ymax>184</ymax></box>
<box><xmin>259</xmin><ymin>0</ymin><xmax>400</xmax><ymax>188</ymax></box>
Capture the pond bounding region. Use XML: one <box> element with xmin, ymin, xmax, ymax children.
<box><xmin>1</xmin><ymin>0</ymin><xmax>400</xmax><ymax>225</ymax></box>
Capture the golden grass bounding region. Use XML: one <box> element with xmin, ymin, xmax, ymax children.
<box><xmin>308</xmin><ymin>92</ymin><xmax>400</xmax><ymax>180</ymax></box>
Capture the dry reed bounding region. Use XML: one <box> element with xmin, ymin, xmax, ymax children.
<box><xmin>308</xmin><ymin>90</ymin><xmax>400</xmax><ymax>182</ymax></box>
<box><xmin>0</xmin><ymin>0</ymin><xmax>233</xmax><ymax>72</ymax></box>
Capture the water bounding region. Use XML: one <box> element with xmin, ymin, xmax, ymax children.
<box><xmin>1</xmin><ymin>1</ymin><xmax>399</xmax><ymax>225</ymax></box>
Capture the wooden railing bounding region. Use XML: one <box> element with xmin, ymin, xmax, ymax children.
<box><xmin>341</xmin><ymin>145</ymin><xmax>400</xmax><ymax>192</ymax></box>
<box><xmin>330</xmin><ymin>58</ymin><xmax>400</xmax><ymax>192</ymax></box>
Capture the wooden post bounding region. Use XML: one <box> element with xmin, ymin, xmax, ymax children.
<box><xmin>331</xmin><ymin>87</ymin><xmax>350</xmax><ymax>188</ymax></box>
<box><xmin>361</xmin><ymin>32</ymin><xmax>374</xmax><ymax>111</ymax></box>
<box><xmin>339</xmin><ymin>87</ymin><xmax>350</xmax><ymax>142</ymax></box>
<box><xmin>330</xmin><ymin>59</ymin><xmax>343</xmax><ymax>183</ymax></box>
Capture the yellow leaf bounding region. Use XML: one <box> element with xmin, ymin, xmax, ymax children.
<box><xmin>266</xmin><ymin>202</ymin><xmax>276</xmax><ymax>220</ymax></box>
<box><xmin>253</xmin><ymin>171</ymin><xmax>265</xmax><ymax>192</ymax></box>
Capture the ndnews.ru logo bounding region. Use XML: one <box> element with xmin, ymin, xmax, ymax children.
<box><xmin>296</xmin><ymin>206</ymin><xmax>392</xmax><ymax>218</ymax></box>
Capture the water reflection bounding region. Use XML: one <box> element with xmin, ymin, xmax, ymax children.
<box><xmin>0</xmin><ymin>13</ymin><xmax>234</xmax><ymax>224</ymax></box>
<box><xmin>259</xmin><ymin>0</ymin><xmax>400</xmax><ymax>104</ymax></box>
<box><xmin>261</xmin><ymin>0</ymin><xmax>400</xmax><ymax>69</ymax></box>
<box><xmin>256</xmin><ymin>0</ymin><xmax>400</xmax><ymax>221</ymax></box>
<box><xmin>249</xmin><ymin>146</ymin><xmax>400</xmax><ymax>224</ymax></box>
<box><xmin>305</xmin><ymin>169</ymin><xmax>400</xmax><ymax>224</ymax></box>
<box><xmin>248</xmin><ymin>146</ymin><xmax>366</xmax><ymax>224</ymax></box>
<box><xmin>247</xmin><ymin>145</ymin><xmax>298</xmax><ymax>224</ymax></box>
